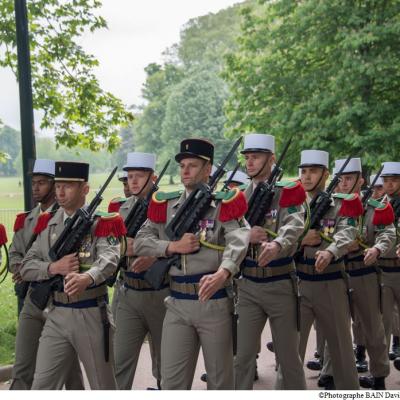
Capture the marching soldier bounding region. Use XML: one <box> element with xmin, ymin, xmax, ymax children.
<box><xmin>119</xmin><ymin>171</ymin><xmax>131</xmax><ymax>198</ymax></box>
<box><xmin>20</xmin><ymin>161</ymin><xmax>124</xmax><ymax>390</ymax></box>
<box><xmin>134</xmin><ymin>138</ymin><xmax>249</xmax><ymax>390</ymax></box>
<box><xmin>114</xmin><ymin>152</ymin><xmax>169</xmax><ymax>390</ymax></box>
<box><xmin>297</xmin><ymin>150</ymin><xmax>360</xmax><ymax>390</ymax></box>
<box><xmin>326</xmin><ymin>158</ymin><xmax>394</xmax><ymax>390</ymax></box>
<box><xmin>234</xmin><ymin>133</ymin><xmax>307</xmax><ymax>390</ymax></box>
<box><xmin>9</xmin><ymin>159</ymin><xmax>83</xmax><ymax>390</ymax></box>
<box><xmin>379</xmin><ymin>162</ymin><xmax>400</xmax><ymax>373</ymax></box>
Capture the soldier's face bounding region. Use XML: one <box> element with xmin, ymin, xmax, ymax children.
<box><xmin>372</xmin><ymin>185</ymin><xmax>385</xmax><ymax>199</ymax></box>
<box><xmin>383</xmin><ymin>176</ymin><xmax>400</xmax><ymax>196</ymax></box>
<box><xmin>31</xmin><ymin>175</ymin><xmax>54</xmax><ymax>203</ymax></box>
<box><xmin>179</xmin><ymin>158</ymin><xmax>211</xmax><ymax>189</ymax></box>
<box><xmin>55</xmin><ymin>181</ymin><xmax>89</xmax><ymax>211</ymax></box>
<box><xmin>337</xmin><ymin>173</ymin><xmax>364</xmax><ymax>194</ymax></box>
<box><xmin>122</xmin><ymin>181</ymin><xmax>131</xmax><ymax>198</ymax></box>
<box><xmin>127</xmin><ymin>170</ymin><xmax>153</xmax><ymax>197</ymax></box>
<box><xmin>244</xmin><ymin>152</ymin><xmax>274</xmax><ymax>179</ymax></box>
<box><xmin>300</xmin><ymin>167</ymin><xmax>327</xmax><ymax>192</ymax></box>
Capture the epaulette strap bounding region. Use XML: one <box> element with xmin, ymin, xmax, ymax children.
<box><xmin>108</xmin><ymin>197</ymin><xmax>127</xmax><ymax>213</ymax></box>
<box><xmin>154</xmin><ymin>190</ymin><xmax>182</xmax><ymax>201</ymax></box>
<box><xmin>95</xmin><ymin>213</ymin><xmax>127</xmax><ymax>237</ymax></box>
<box><xmin>33</xmin><ymin>212</ymin><xmax>53</xmax><ymax>235</ymax></box>
<box><xmin>337</xmin><ymin>193</ymin><xmax>363</xmax><ymax>218</ymax></box>
<box><xmin>279</xmin><ymin>181</ymin><xmax>306</xmax><ymax>208</ymax></box>
<box><xmin>372</xmin><ymin>202</ymin><xmax>395</xmax><ymax>226</ymax></box>
<box><xmin>219</xmin><ymin>188</ymin><xmax>248</xmax><ymax>222</ymax></box>
<box><xmin>13</xmin><ymin>212</ymin><xmax>29</xmax><ymax>232</ymax></box>
<box><xmin>0</xmin><ymin>224</ymin><xmax>8</xmax><ymax>246</ymax></box>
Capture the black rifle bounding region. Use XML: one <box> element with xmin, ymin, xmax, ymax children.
<box><xmin>308</xmin><ymin>155</ymin><xmax>352</xmax><ymax>229</ymax></box>
<box><xmin>390</xmin><ymin>196</ymin><xmax>400</xmax><ymax>220</ymax></box>
<box><xmin>106</xmin><ymin>160</ymin><xmax>170</xmax><ymax>287</ymax></box>
<box><xmin>361</xmin><ymin>165</ymin><xmax>385</xmax><ymax>209</ymax></box>
<box><xmin>245</xmin><ymin>136</ymin><xmax>293</xmax><ymax>227</ymax></box>
<box><xmin>221</xmin><ymin>163</ymin><xmax>241</xmax><ymax>192</ymax></box>
<box><xmin>14</xmin><ymin>203</ymin><xmax>60</xmax><ymax>301</ymax></box>
<box><xmin>30</xmin><ymin>167</ymin><xmax>117</xmax><ymax>311</ymax></box>
<box><xmin>144</xmin><ymin>137</ymin><xmax>243</xmax><ymax>289</ymax></box>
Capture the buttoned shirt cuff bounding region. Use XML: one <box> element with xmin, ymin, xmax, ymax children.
<box><xmin>272</xmin><ymin>237</ymin><xmax>287</xmax><ymax>253</ymax></box>
<box><xmin>86</xmin><ymin>269</ymin><xmax>104</xmax><ymax>287</ymax></box>
<box><xmin>325</xmin><ymin>244</ymin><xmax>341</xmax><ymax>260</ymax></box>
<box><xmin>158</xmin><ymin>241</ymin><xmax>172</xmax><ymax>257</ymax></box>
<box><xmin>220</xmin><ymin>259</ymin><xmax>239</xmax><ymax>277</ymax></box>
<box><xmin>373</xmin><ymin>244</ymin><xmax>385</xmax><ymax>257</ymax></box>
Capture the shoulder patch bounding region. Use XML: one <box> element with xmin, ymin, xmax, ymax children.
<box><xmin>0</xmin><ymin>224</ymin><xmax>8</xmax><ymax>246</ymax></box>
<box><xmin>147</xmin><ymin>190</ymin><xmax>178</xmax><ymax>223</ymax></box>
<box><xmin>278</xmin><ymin>181</ymin><xmax>306</xmax><ymax>208</ymax></box>
<box><xmin>94</xmin><ymin>212</ymin><xmax>127</xmax><ymax>238</ymax></box>
<box><xmin>13</xmin><ymin>211</ymin><xmax>30</xmax><ymax>232</ymax></box>
<box><xmin>367</xmin><ymin>198</ymin><xmax>385</xmax><ymax>209</ymax></box>
<box><xmin>218</xmin><ymin>187</ymin><xmax>248</xmax><ymax>222</ymax></box>
<box><xmin>372</xmin><ymin>201</ymin><xmax>395</xmax><ymax>226</ymax></box>
<box><xmin>335</xmin><ymin>193</ymin><xmax>363</xmax><ymax>218</ymax></box>
<box><xmin>275</xmin><ymin>180</ymin><xmax>298</xmax><ymax>188</ymax></box>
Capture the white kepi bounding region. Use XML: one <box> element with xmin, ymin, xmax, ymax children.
<box><xmin>380</xmin><ymin>162</ymin><xmax>400</xmax><ymax>177</ymax></box>
<box><xmin>31</xmin><ymin>159</ymin><xmax>55</xmax><ymax>177</ymax></box>
<box><xmin>335</xmin><ymin>158</ymin><xmax>362</xmax><ymax>174</ymax></box>
<box><xmin>118</xmin><ymin>171</ymin><xmax>128</xmax><ymax>181</ymax></box>
<box><xmin>299</xmin><ymin>150</ymin><xmax>329</xmax><ymax>168</ymax></box>
<box><xmin>370</xmin><ymin>174</ymin><xmax>383</xmax><ymax>186</ymax></box>
<box><xmin>123</xmin><ymin>152</ymin><xmax>156</xmax><ymax>171</ymax></box>
<box><xmin>241</xmin><ymin>133</ymin><xmax>275</xmax><ymax>153</ymax></box>
<box><xmin>224</xmin><ymin>170</ymin><xmax>249</xmax><ymax>185</ymax></box>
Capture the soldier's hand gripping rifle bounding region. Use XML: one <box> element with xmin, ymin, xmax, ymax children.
<box><xmin>106</xmin><ymin>160</ymin><xmax>170</xmax><ymax>287</ymax></box>
<box><xmin>245</xmin><ymin>136</ymin><xmax>293</xmax><ymax>227</ymax></box>
<box><xmin>308</xmin><ymin>155</ymin><xmax>352</xmax><ymax>230</ymax></box>
<box><xmin>144</xmin><ymin>137</ymin><xmax>243</xmax><ymax>289</ymax></box>
<box><xmin>30</xmin><ymin>167</ymin><xmax>118</xmax><ymax>310</ymax></box>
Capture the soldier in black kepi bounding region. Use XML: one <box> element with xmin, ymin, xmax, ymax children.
<box><xmin>21</xmin><ymin>161</ymin><xmax>124</xmax><ymax>389</ymax></box>
<box><xmin>135</xmin><ymin>138</ymin><xmax>249</xmax><ymax>389</ymax></box>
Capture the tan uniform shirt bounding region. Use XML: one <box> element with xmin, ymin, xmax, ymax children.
<box><xmin>381</xmin><ymin>195</ymin><xmax>400</xmax><ymax>259</ymax></box>
<box><xmin>348</xmin><ymin>203</ymin><xmax>396</xmax><ymax>259</ymax></box>
<box><xmin>302</xmin><ymin>197</ymin><xmax>357</xmax><ymax>260</ymax></box>
<box><xmin>245</xmin><ymin>183</ymin><xmax>305</xmax><ymax>258</ymax></box>
<box><xmin>134</xmin><ymin>191</ymin><xmax>249</xmax><ymax>277</ymax></box>
<box><xmin>20</xmin><ymin>207</ymin><xmax>120</xmax><ymax>286</ymax></box>
<box><xmin>9</xmin><ymin>205</ymin><xmax>42</xmax><ymax>273</ymax></box>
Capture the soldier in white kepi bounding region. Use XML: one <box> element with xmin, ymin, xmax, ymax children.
<box><xmin>235</xmin><ymin>134</ymin><xmax>307</xmax><ymax>390</ymax></box>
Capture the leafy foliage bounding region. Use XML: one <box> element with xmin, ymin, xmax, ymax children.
<box><xmin>0</xmin><ymin>0</ymin><xmax>133</xmax><ymax>151</ymax></box>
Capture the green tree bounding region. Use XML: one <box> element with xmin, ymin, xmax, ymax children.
<box><xmin>223</xmin><ymin>0</ymin><xmax>400</xmax><ymax>173</ymax></box>
<box><xmin>134</xmin><ymin>63</ymin><xmax>184</xmax><ymax>169</ymax></box>
<box><xmin>161</xmin><ymin>70</ymin><xmax>235</xmax><ymax>177</ymax></box>
<box><xmin>0</xmin><ymin>0</ymin><xmax>133</xmax><ymax>151</ymax></box>
<box><xmin>0</xmin><ymin>125</ymin><xmax>20</xmax><ymax>175</ymax></box>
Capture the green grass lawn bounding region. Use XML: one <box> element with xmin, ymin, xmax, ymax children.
<box><xmin>0</xmin><ymin>174</ymin><xmax>182</xmax><ymax>366</ymax></box>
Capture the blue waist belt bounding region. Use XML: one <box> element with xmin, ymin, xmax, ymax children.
<box><xmin>347</xmin><ymin>267</ymin><xmax>376</xmax><ymax>277</ymax></box>
<box><xmin>170</xmin><ymin>273</ymin><xmax>227</xmax><ymax>300</ymax></box>
<box><xmin>297</xmin><ymin>256</ymin><xmax>344</xmax><ymax>281</ymax></box>
<box><xmin>381</xmin><ymin>267</ymin><xmax>400</xmax><ymax>273</ymax></box>
<box><xmin>345</xmin><ymin>255</ymin><xmax>376</xmax><ymax>277</ymax></box>
<box><xmin>53</xmin><ymin>294</ymin><xmax>109</xmax><ymax>309</ymax></box>
<box><xmin>243</xmin><ymin>256</ymin><xmax>293</xmax><ymax>268</ymax></box>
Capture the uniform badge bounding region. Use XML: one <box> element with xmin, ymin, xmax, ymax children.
<box><xmin>107</xmin><ymin>236</ymin><xmax>118</xmax><ymax>245</ymax></box>
<box><xmin>78</xmin><ymin>234</ymin><xmax>92</xmax><ymax>260</ymax></box>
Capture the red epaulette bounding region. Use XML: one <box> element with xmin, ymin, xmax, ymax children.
<box><xmin>147</xmin><ymin>193</ymin><xmax>168</xmax><ymax>224</ymax></box>
<box><xmin>219</xmin><ymin>188</ymin><xmax>248</xmax><ymax>222</ymax></box>
<box><xmin>13</xmin><ymin>212</ymin><xmax>28</xmax><ymax>232</ymax></box>
<box><xmin>94</xmin><ymin>212</ymin><xmax>127</xmax><ymax>238</ymax></box>
<box><xmin>372</xmin><ymin>202</ymin><xmax>395</xmax><ymax>226</ymax></box>
<box><xmin>338</xmin><ymin>193</ymin><xmax>363</xmax><ymax>218</ymax></box>
<box><xmin>108</xmin><ymin>197</ymin><xmax>126</xmax><ymax>213</ymax></box>
<box><xmin>0</xmin><ymin>224</ymin><xmax>8</xmax><ymax>246</ymax></box>
<box><xmin>279</xmin><ymin>181</ymin><xmax>307</xmax><ymax>208</ymax></box>
<box><xmin>33</xmin><ymin>212</ymin><xmax>53</xmax><ymax>235</ymax></box>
